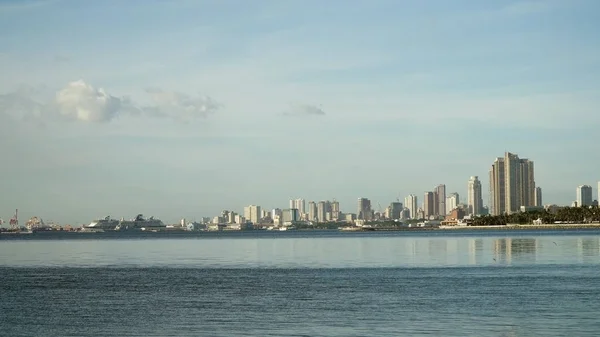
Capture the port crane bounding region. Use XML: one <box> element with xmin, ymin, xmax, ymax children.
<box><xmin>9</xmin><ymin>209</ymin><xmax>19</xmax><ymax>230</ymax></box>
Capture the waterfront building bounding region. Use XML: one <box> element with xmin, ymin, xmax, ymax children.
<box><xmin>467</xmin><ymin>176</ymin><xmax>483</xmax><ymax>216</ymax></box>
<box><xmin>243</xmin><ymin>205</ymin><xmax>261</xmax><ymax>224</ymax></box>
<box><xmin>357</xmin><ymin>198</ymin><xmax>372</xmax><ymax>221</ymax></box>
<box><xmin>289</xmin><ymin>199</ymin><xmax>305</xmax><ymax>216</ymax></box>
<box><xmin>404</xmin><ymin>194</ymin><xmax>418</xmax><ymax>219</ymax></box>
<box><xmin>489</xmin><ymin>152</ymin><xmax>536</xmax><ymax>215</ymax></box>
<box><xmin>576</xmin><ymin>185</ymin><xmax>593</xmax><ymax>207</ymax></box>
<box><xmin>424</xmin><ymin>192</ymin><xmax>434</xmax><ymax>218</ymax></box>
<box><xmin>307</xmin><ymin>201</ymin><xmax>317</xmax><ymax>222</ymax></box>
<box><xmin>389</xmin><ymin>202</ymin><xmax>403</xmax><ymax>220</ymax></box>
<box><xmin>434</xmin><ymin>184</ymin><xmax>446</xmax><ymax>216</ymax></box>
<box><xmin>535</xmin><ymin>187</ymin><xmax>542</xmax><ymax>207</ymax></box>
<box><xmin>446</xmin><ymin>193</ymin><xmax>459</xmax><ymax>215</ymax></box>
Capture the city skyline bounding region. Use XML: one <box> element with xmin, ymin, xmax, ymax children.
<box><xmin>1</xmin><ymin>1</ymin><xmax>600</xmax><ymax>224</ymax></box>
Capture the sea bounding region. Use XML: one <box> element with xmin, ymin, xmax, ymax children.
<box><xmin>1</xmin><ymin>229</ymin><xmax>599</xmax><ymax>336</ymax></box>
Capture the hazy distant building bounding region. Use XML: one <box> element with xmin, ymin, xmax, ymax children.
<box><xmin>434</xmin><ymin>184</ymin><xmax>446</xmax><ymax>216</ymax></box>
<box><xmin>243</xmin><ymin>205</ymin><xmax>261</xmax><ymax>224</ymax></box>
<box><xmin>446</xmin><ymin>193</ymin><xmax>459</xmax><ymax>214</ymax></box>
<box><xmin>281</xmin><ymin>209</ymin><xmax>299</xmax><ymax>224</ymax></box>
<box><xmin>404</xmin><ymin>194</ymin><xmax>418</xmax><ymax>219</ymax></box>
<box><xmin>289</xmin><ymin>199</ymin><xmax>305</xmax><ymax>216</ymax></box>
<box><xmin>331</xmin><ymin>200</ymin><xmax>340</xmax><ymax>220</ymax></box>
<box><xmin>317</xmin><ymin>201</ymin><xmax>327</xmax><ymax>222</ymax></box>
<box><xmin>424</xmin><ymin>192</ymin><xmax>434</xmax><ymax>218</ymax></box>
<box><xmin>388</xmin><ymin>202</ymin><xmax>403</xmax><ymax>220</ymax></box>
<box><xmin>357</xmin><ymin>198</ymin><xmax>372</xmax><ymax>221</ymax></box>
<box><xmin>467</xmin><ymin>176</ymin><xmax>483</xmax><ymax>216</ymax></box>
<box><xmin>576</xmin><ymin>185</ymin><xmax>593</xmax><ymax>207</ymax></box>
<box><xmin>307</xmin><ymin>201</ymin><xmax>317</xmax><ymax>222</ymax></box>
<box><xmin>534</xmin><ymin>187</ymin><xmax>542</xmax><ymax>207</ymax></box>
<box><xmin>489</xmin><ymin>152</ymin><xmax>536</xmax><ymax>215</ymax></box>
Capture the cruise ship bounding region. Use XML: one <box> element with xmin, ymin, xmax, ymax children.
<box><xmin>84</xmin><ymin>216</ymin><xmax>120</xmax><ymax>231</ymax></box>
<box><xmin>115</xmin><ymin>214</ymin><xmax>166</xmax><ymax>231</ymax></box>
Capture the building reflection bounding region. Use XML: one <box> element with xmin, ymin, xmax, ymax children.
<box><xmin>494</xmin><ymin>238</ymin><xmax>538</xmax><ymax>264</ymax></box>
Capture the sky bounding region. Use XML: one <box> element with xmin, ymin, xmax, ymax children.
<box><xmin>1</xmin><ymin>0</ymin><xmax>600</xmax><ymax>225</ymax></box>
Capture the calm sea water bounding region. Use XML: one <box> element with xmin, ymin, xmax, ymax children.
<box><xmin>1</xmin><ymin>230</ymin><xmax>599</xmax><ymax>336</ymax></box>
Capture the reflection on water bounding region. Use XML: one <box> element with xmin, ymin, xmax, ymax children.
<box><xmin>1</xmin><ymin>232</ymin><xmax>599</xmax><ymax>268</ymax></box>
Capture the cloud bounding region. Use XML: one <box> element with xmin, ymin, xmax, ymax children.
<box><xmin>55</xmin><ymin>80</ymin><xmax>129</xmax><ymax>123</ymax></box>
<box><xmin>144</xmin><ymin>88</ymin><xmax>220</xmax><ymax>121</ymax></box>
<box><xmin>0</xmin><ymin>81</ymin><xmax>220</xmax><ymax>124</ymax></box>
<box><xmin>283</xmin><ymin>104</ymin><xmax>326</xmax><ymax>117</ymax></box>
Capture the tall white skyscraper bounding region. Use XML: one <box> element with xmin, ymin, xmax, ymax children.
<box><xmin>576</xmin><ymin>185</ymin><xmax>593</xmax><ymax>207</ymax></box>
<box><xmin>446</xmin><ymin>193</ymin><xmax>459</xmax><ymax>214</ymax></box>
<box><xmin>289</xmin><ymin>199</ymin><xmax>305</xmax><ymax>214</ymax></box>
<box><xmin>307</xmin><ymin>201</ymin><xmax>317</xmax><ymax>222</ymax></box>
<box><xmin>243</xmin><ymin>205</ymin><xmax>261</xmax><ymax>224</ymax></box>
<box><xmin>468</xmin><ymin>176</ymin><xmax>483</xmax><ymax>216</ymax></box>
<box><xmin>489</xmin><ymin>152</ymin><xmax>535</xmax><ymax>215</ymax></box>
<box><xmin>404</xmin><ymin>194</ymin><xmax>418</xmax><ymax>219</ymax></box>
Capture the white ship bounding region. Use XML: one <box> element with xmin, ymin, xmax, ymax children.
<box><xmin>115</xmin><ymin>214</ymin><xmax>166</xmax><ymax>231</ymax></box>
<box><xmin>84</xmin><ymin>216</ymin><xmax>120</xmax><ymax>231</ymax></box>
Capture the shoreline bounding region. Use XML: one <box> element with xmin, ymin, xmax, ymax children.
<box><xmin>438</xmin><ymin>224</ymin><xmax>600</xmax><ymax>230</ymax></box>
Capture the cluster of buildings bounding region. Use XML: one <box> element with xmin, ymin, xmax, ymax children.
<box><xmin>574</xmin><ymin>184</ymin><xmax>600</xmax><ymax>207</ymax></box>
<box><xmin>201</xmin><ymin>178</ymin><xmax>490</xmax><ymax>228</ymax></box>
<box><xmin>199</xmin><ymin>151</ymin><xmax>597</xmax><ymax>228</ymax></box>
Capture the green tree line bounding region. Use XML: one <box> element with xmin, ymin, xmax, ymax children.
<box><xmin>472</xmin><ymin>206</ymin><xmax>600</xmax><ymax>226</ymax></box>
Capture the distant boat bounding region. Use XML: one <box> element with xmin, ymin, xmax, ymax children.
<box><xmin>115</xmin><ymin>214</ymin><xmax>166</xmax><ymax>231</ymax></box>
<box><xmin>84</xmin><ymin>216</ymin><xmax>120</xmax><ymax>231</ymax></box>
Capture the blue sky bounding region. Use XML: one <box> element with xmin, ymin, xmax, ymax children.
<box><xmin>1</xmin><ymin>0</ymin><xmax>599</xmax><ymax>224</ymax></box>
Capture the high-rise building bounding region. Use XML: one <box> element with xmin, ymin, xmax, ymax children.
<box><xmin>433</xmin><ymin>184</ymin><xmax>446</xmax><ymax>216</ymax></box>
<box><xmin>281</xmin><ymin>209</ymin><xmax>299</xmax><ymax>224</ymax></box>
<box><xmin>357</xmin><ymin>198</ymin><xmax>372</xmax><ymax>220</ymax></box>
<box><xmin>534</xmin><ymin>187</ymin><xmax>542</xmax><ymax>207</ymax></box>
<box><xmin>489</xmin><ymin>152</ymin><xmax>536</xmax><ymax>215</ymax></box>
<box><xmin>598</xmin><ymin>182</ymin><xmax>600</xmax><ymax>204</ymax></box>
<box><xmin>389</xmin><ymin>202</ymin><xmax>403</xmax><ymax>220</ymax></box>
<box><xmin>316</xmin><ymin>201</ymin><xmax>327</xmax><ymax>222</ymax></box>
<box><xmin>307</xmin><ymin>201</ymin><xmax>317</xmax><ymax>222</ymax></box>
<box><xmin>243</xmin><ymin>205</ymin><xmax>261</xmax><ymax>224</ymax></box>
<box><xmin>289</xmin><ymin>199</ymin><xmax>305</xmax><ymax>215</ymax></box>
<box><xmin>331</xmin><ymin>200</ymin><xmax>340</xmax><ymax>220</ymax></box>
<box><xmin>404</xmin><ymin>194</ymin><xmax>418</xmax><ymax>219</ymax></box>
<box><xmin>424</xmin><ymin>192</ymin><xmax>434</xmax><ymax>218</ymax></box>
<box><xmin>468</xmin><ymin>176</ymin><xmax>483</xmax><ymax>216</ymax></box>
<box><xmin>576</xmin><ymin>185</ymin><xmax>593</xmax><ymax>207</ymax></box>
<box><xmin>446</xmin><ymin>193</ymin><xmax>459</xmax><ymax>214</ymax></box>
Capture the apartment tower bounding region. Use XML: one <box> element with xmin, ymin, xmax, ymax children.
<box><xmin>489</xmin><ymin>152</ymin><xmax>536</xmax><ymax>215</ymax></box>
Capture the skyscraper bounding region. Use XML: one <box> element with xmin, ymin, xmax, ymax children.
<box><xmin>490</xmin><ymin>152</ymin><xmax>536</xmax><ymax>215</ymax></box>
<box><xmin>357</xmin><ymin>198</ymin><xmax>372</xmax><ymax>220</ymax></box>
<box><xmin>534</xmin><ymin>187</ymin><xmax>542</xmax><ymax>207</ymax></box>
<box><xmin>467</xmin><ymin>176</ymin><xmax>483</xmax><ymax>216</ymax></box>
<box><xmin>424</xmin><ymin>192</ymin><xmax>434</xmax><ymax>218</ymax></box>
<box><xmin>404</xmin><ymin>194</ymin><xmax>418</xmax><ymax>219</ymax></box>
<box><xmin>289</xmin><ymin>199</ymin><xmax>305</xmax><ymax>215</ymax></box>
<box><xmin>317</xmin><ymin>201</ymin><xmax>326</xmax><ymax>222</ymax></box>
<box><xmin>446</xmin><ymin>193</ymin><xmax>459</xmax><ymax>214</ymax></box>
<box><xmin>389</xmin><ymin>202</ymin><xmax>403</xmax><ymax>220</ymax></box>
<box><xmin>243</xmin><ymin>205</ymin><xmax>261</xmax><ymax>224</ymax></box>
<box><xmin>331</xmin><ymin>200</ymin><xmax>340</xmax><ymax>220</ymax></box>
<box><xmin>576</xmin><ymin>185</ymin><xmax>593</xmax><ymax>207</ymax></box>
<box><xmin>434</xmin><ymin>184</ymin><xmax>446</xmax><ymax>216</ymax></box>
<box><xmin>307</xmin><ymin>201</ymin><xmax>317</xmax><ymax>222</ymax></box>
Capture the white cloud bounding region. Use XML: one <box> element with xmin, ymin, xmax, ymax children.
<box><xmin>0</xmin><ymin>81</ymin><xmax>220</xmax><ymax>124</ymax></box>
<box><xmin>55</xmin><ymin>80</ymin><xmax>127</xmax><ymax>123</ymax></box>
<box><xmin>283</xmin><ymin>103</ymin><xmax>326</xmax><ymax>117</ymax></box>
<box><xmin>144</xmin><ymin>88</ymin><xmax>220</xmax><ymax>121</ymax></box>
